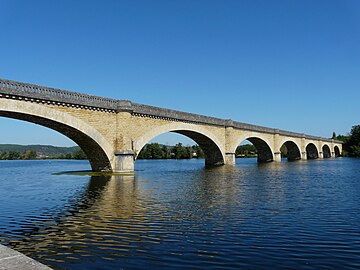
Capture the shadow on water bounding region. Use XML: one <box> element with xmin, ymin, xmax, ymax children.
<box><xmin>4</xmin><ymin>175</ymin><xmax>112</xmax><ymax>246</ymax></box>
<box><xmin>5</xmin><ymin>173</ymin><xmax>171</xmax><ymax>269</ymax></box>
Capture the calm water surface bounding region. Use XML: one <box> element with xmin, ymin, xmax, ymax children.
<box><xmin>0</xmin><ymin>158</ymin><xmax>360</xmax><ymax>269</ymax></box>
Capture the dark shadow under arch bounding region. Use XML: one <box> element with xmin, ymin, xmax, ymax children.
<box><xmin>306</xmin><ymin>143</ymin><xmax>319</xmax><ymax>159</ymax></box>
<box><xmin>245</xmin><ymin>137</ymin><xmax>273</xmax><ymax>163</ymax></box>
<box><xmin>0</xmin><ymin>111</ymin><xmax>112</xmax><ymax>171</ymax></box>
<box><xmin>281</xmin><ymin>141</ymin><xmax>301</xmax><ymax>161</ymax></box>
<box><xmin>322</xmin><ymin>145</ymin><xmax>331</xmax><ymax>158</ymax></box>
<box><xmin>175</xmin><ymin>131</ymin><xmax>224</xmax><ymax>166</ymax></box>
<box><xmin>334</xmin><ymin>146</ymin><xmax>341</xmax><ymax>157</ymax></box>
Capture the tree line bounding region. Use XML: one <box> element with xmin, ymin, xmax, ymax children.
<box><xmin>138</xmin><ymin>143</ymin><xmax>259</xmax><ymax>159</ymax></box>
<box><xmin>137</xmin><ymin>143</ymin><xmax>204</xmax><ymax>159</ymax></box>
<box><xmin>235</xmin><ymin>144</ymin><xmax>257</xmax><ymax>158</ymax></box>
<box><xmin>0</xmin><ymin>149</ymin><xmax>87</xmax><ymax>160</ymax></box>
<box><xmin>332</xmin><ymin>125</ymin><xmax>360</xmax><ymax>157</ymax></box>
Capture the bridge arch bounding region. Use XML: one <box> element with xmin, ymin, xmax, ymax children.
<box><xmin>322</xmin><ymin>144</ymin><xmax>331</xmax><ymax>158</ymax></box>
<box><xmin>0</xmin><ymin>99</ymin><xmax>114</xmax><ymax>171</ymax></box>
<box><xmin>334</xmin><ymin>145</ymin><xmax>341</xmax><ymax>157</ymax></box>
<box><xmin>306</xmin><ymin>143</ymin><xmax>319</xmax><ymax>159</ymax></box>
<box><xmin>133</xmin><ymin>123</ymin><xmax>225</xmax><ymax>166</ymax></box>
<box><xmin>232</xmin><ymin>135</ymin><xmax>274</xmax><ymax>162</ymax></box>
<box><xmin>280</xmin><ymin>140</ymin><xmax>301</xmax><ymax>161</ymax></box>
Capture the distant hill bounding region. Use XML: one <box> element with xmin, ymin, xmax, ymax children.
<box><xmin>0</xmin><ymin>144</ymin><xmax>80</xmax><ymax>158</ymax></box>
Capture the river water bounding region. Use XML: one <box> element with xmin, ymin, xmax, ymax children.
<box><xmin>0</xmin><ymin>158</ymin><xmax>359</xmax><ymax>269</ymax></box>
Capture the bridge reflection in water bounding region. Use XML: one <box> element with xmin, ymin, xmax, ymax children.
<box><xmin>7</xmin><ymin>174</ymin><xmax>152</xmax><ymax>264</ymax></box>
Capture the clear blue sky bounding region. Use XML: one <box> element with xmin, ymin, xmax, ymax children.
<box><xmin>0</xmin><ymin>0</ymin><xmax>359</xmax><ymax>146</ymax></box>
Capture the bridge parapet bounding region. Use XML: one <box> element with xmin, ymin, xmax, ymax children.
<box><xmin>277</xmin><ymin>130</ymin><xmax>339</xmax><ymax>143</ymax></box>
<box><xmin>131</xmin><ymin>102</ymin><xmax>227</xmax><ymax>125</ymax></box>
<box><xmin>0</xmin><ymin>78</ymin><xmax>119</xmax><ymax>111</ymax></box>
<box><xmin>129</xmin><ymin>104</ymin><xmax>341</xmax><ymax>143</ymax></box>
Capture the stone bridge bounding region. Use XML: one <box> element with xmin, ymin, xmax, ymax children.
<box><xmin>0</xmin><ymin>79</ymin><xmax>342</xmax><ymax>172</ymax></box>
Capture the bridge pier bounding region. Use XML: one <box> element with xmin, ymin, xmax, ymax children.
<box><xmin>331</xmin><ymin>151</ymin><xmax>336</xmax><ymax>158</ymax></box>
<box><xmin>318</xmin><ymin>152</ymin><xmax>324</xmax><ymax>159</ymax></box>
<box><xmin>225</xmin><ymin>152</ymin><xmax>236</xmax><ymax>165</ymax></box>
<box><xmin>114</xmin><ymin>150</ymin><xmax>135</xmax><ymax>173</ymax></box>
<box><xmin>301</xmin><ymin>151</ymin><xmax>307</xmax><ymax>160</ymax></box>
<box><xmin>274</xmin><ymin>152</ymin><xmax>282</xmax><ymax>162</ymax></box>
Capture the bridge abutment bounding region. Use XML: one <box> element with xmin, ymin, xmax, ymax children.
<box><xmin>114</xmin><ymin>150</ymin><xmax>135</xmax><ymax>173</ymax></box>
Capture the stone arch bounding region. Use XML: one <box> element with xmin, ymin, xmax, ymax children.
<box><xmin>232</xmin><ymin>135</ymin><xmax>274</xmax><ymax>163</ymax></box>
<box><xmin>0</xmin><ymin>99</ymin><xmax>114</xmax><ymax>171</ymax></box>
<box><xmin>322</xmin><ymin>144</ymin><xmax>331</xmax><ymax>158</ymax></box>
<box><xmin>133</xmin><ymin>123</ymin><xmax>225</xmax><ymax>166</ymax></box>
<box><xmin>334</xmin><ymin>145</ymin><xmax>341</xmax><ymax>157</ymax></box>
<box><xmin>280</xmin><ymin>140</ymin><xmax>301</xmax><ymax>161</ymax></box>
<box><xmin>306</xmin><ymin>143</ymin><xmax>319</xmax><ymax>159</ymax></box>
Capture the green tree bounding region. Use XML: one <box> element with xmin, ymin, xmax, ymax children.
<box><xmin>187</xmin><ymin>147</ymin><xmax>192</xmax><ymax>158</ymax></box>
<box><xmin>172</xmin><ymin>143</ymin><xmax>191</xmax><ymax>159</ymax></box>
<box><xmin>72</xmin><ymin>149</ymin><xmax>87</xmax><ymax>159</ymax></box>
<box><xmin>235</xmin><ymin>144</ymin><xmax>257</xmax><ymax>157</ymax></box>
<box><xmin>335</xmin><ymin>134</ymin><xmax>349</xmax><ymax>142</ymax></box>
<box><xmin>280</xmin><ymin>144</ymin><xmax>288</xmax><ymax>158</ymax></box>
<box><xmin>0</xmin><ymin>152</ymin><xmax>9</xmax><ymax>160</ymax></box>
<box><xmin>162</xmin><ymin>145</ymin><xmax>170</xmax><ymax>159</ymax></box>
<box><xmin>137</xmin><ymin>147</ymin><xmax>147</xmax><ymax>159</ymax></box>
<box><xmin>137</xmin><ymin>143</ymin><xmax>166</xmax><ymax>159</ymax></box>
<box><xmin>22</xmin><ymin>150</ymin><xmax>37</xmax><ymax>160</ymax></box>
<box><xmin>347</xmin><ymin>125</ymin><xmax>360</xmax><ymax>157</ymax></box>
<box><xmin>8</xmin><ymin>151</ymin><xmax>22</xmax><ymax>160</ymax></box>
<box><xmin>192</xmin><ymin>145</ymin><xmax>204</xmax><ymax>158</ymax></box>
<box><xmin>148</xmin><ymin>143</ymin><xmax>162</xmax><ymax>159</ymax></box>
<box><xmin>136</xmin><ymin>143</ymin><xmax>204</xmax><ymax>159</ymax></box>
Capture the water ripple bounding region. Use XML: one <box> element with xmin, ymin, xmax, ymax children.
<box><xmin>0</xmin><ymin>159</ymin><xmax>360</xmax><ymax>269</ymax></box>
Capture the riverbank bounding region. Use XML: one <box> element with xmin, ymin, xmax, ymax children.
<box><xmin>0</xmin><ymin>244</ymin><xmax>51</xmax><ymax>270</ymax></box>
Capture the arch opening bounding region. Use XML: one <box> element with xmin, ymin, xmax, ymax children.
<box><xmin>137</xmin><ymin>133</ymin><xmax>202</xmax><ymax>160</ymax></box>
<box><xmin>236</xmin><ymin>137</ymin><xmax>273</xmax><ymax>163</ymax></box>
<box><xmin>280</xmin><ymin>141</ymin><xmax>301</xmax><ymax>161</ymax></box>
<box><xmin>334</xmin><ymin>146</ymin><xmax>341</xmax><ymax>157</ymax></box>
<box><xmin>322</xmin><ymin>145</ymin><xmax>331</xmax><ymax>158</ymax></box>
<box><xmin>176</xmin><ymin>130</ymin><xmax>224</xmax><ymax>166</ymax></box>
<box><xmin>306</xmin><ymin>143</ymin><xmax>319</xmax><ymax>160</ymax></box>
<box><xmin>0</xmin><ymin>111</ymin><xmax>112</xmax><ymax>172</ymax></box>
<box><xmin>135</xmin><ymin>130</ymin><xmax>225</xmax><ymax>167</ymax></box>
